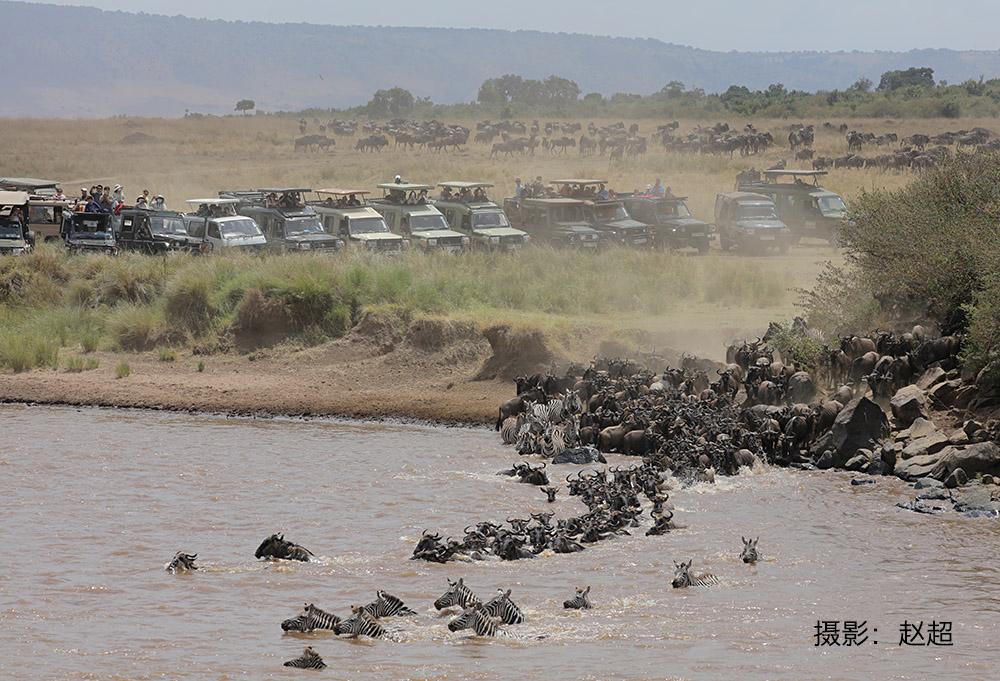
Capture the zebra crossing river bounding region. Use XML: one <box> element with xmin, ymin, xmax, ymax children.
<box><xmin>1</xmin><ymin>404</ymin><xmax>996</xmax><ymax>681</ymax></box>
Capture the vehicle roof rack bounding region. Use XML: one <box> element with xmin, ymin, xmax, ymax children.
<box><xmin>315</xmin><ymin>188</ymin><xmax>370</xmax><ymax>196</ymax></box>
<box><xmin>551</xmin><ymin>178</ymin><xmax>608</xmax><ymax>185</ymax></box>
<box><xmin>376</xmin><ymin>182</ymin><xmax>435</xmax><ymax>192</ymax></box>
<box><xmin>437</xmin><ymin>181</ymin><xmax>494</xmax><ymax>189</ymax></box>
<box><xmin>186</xmin><ymin>198</ymin><xmax>240</xmax><ymax>205</ymax></box>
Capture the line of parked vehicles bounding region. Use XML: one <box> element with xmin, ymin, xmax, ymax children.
<box><xmin>0</xmin><ymin>172</ymin><xmax>849</xmax><ymax>257</ymax></box>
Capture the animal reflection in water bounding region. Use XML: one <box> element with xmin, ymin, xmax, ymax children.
<box><xmin>672</xmin><ymin>560</ymin><xmax>720</xmax><ymax>588</ymax></box>
<box><xmin>255</xmin><ymin>533</ymin><xmax>314</xmax><ymax>562</ymax></box>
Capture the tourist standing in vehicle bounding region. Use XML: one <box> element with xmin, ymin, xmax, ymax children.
<box><xmin>53</xmin><ymin>186</ymin><xmax>66</xmax><ymax>200</ymax></box>
<box><xmin>652</xmin><ymin>179</ymin><xmax>665</xmax><ymax>197</ymax></box>
<box><xmin>150</xmin><ymin>195</ymin><xmax>165</xmax><ymax>210</ymax></box>
<box><xmin>514</xmin><ymin>177</ymin><xmax>524</xmax><ymax>198</ymax></box>
<box><xmin>111</xmin><ymin>184</ymin><xmax>125</xmax><ymax>205</ymax></box>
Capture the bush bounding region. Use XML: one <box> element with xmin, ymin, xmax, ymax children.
<box><xmin>115</xmin><ymin>360</ymin><xmax>131</xmax><ymax>378</ymax></box>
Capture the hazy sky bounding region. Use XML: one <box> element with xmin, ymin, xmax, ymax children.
<box><xmin>37</xmin><ymin>0</ymin><xmax>1000</xmax><ymax>53</ymax></box>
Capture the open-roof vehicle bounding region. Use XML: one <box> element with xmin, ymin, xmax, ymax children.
<box><xmin>0</xmin><ymin>177</ymin><xmax>73</xmax><ymax>242</ymax></box>
<box><xmin>219</xmin><ymin>187</ymin><xmax>344</xmax><ymax>253</ymax></box>
<box><xmin>0</xmin><ymin>191</ymin><xmax>35</xmax><ymax>255</ymax></box>
<box><xmin>735</xmin><ymin>169</ymin><xmax>847</xmax><ymax>244</ymax></box>
<box><xmin>434</xmin><ymin>181</ymin><xmax>529</xmax><ymax>252</ymax></box>
<box><xmin>503</xmin><ymin>195</ymin><xmax>602</xmax><ymax>249</ymax></box>
<box><xmin>550</xmin><ymin>179</ymin><xmax>652</xmax><ymax>248</ymax></box>
<box><xmin>60</xmin><ymin>211</ymin><xmax>117</xmax><ymax>254</ymax></box>
<box><xmin>371</xmin><ymin>182</ymin><xmax>469</xmax><ymax>253</ymax></box>
<box><xmin>311</xmin><ymin>188</ymin><xmax>408</xmax><ymax>254</ymax></box>
<box><xmin>183</xmin><ymin>198</ymin><xmax>266</xmax><ymax>253</ymax></box>
<box><xmin>621</xmin><ymin>192</ymin><xmax>713</xmax><ymax>254</ymax></box>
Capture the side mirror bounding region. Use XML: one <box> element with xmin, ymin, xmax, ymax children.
<box><xmin>26</xmin><ymin>230</ymin><xmax>36</xmax><ymax>247</ymax></box>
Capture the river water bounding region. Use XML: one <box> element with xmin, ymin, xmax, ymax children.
<box><xmin>1</xmin><ymin>404</ymin><xmax>997</xmax><ymax>681</ymax></box>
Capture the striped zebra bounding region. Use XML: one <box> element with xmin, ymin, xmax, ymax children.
<box><xmin>433</xmin><ymin>577</ymin><xmax>480</xmax><ymax>611</ymax></box>
<box><xmin>671</xmin><ymin>560</ymin><xmax>720</xmax><ymax>588</ymax></box>
<box><xmin>540</xmin><ymin>425</ymin><xmax>565</xmax><ymax>458</ymax></box>
<box><xmin>164</xmin><ymin>552</ymin><xmax>197</xmax><ymax>573</ymax></box>
<box><xmin>562</xmin><ymin>389</ymin><xmax>583</xmax><ymax>415</ymax></box>
<box><xmin>447</xmin><ymin>603</ymin><xmax>504</xmax><ymax>637</ymax></box>
<box><xmin>482</xmin><ymin>588</ymin><xmax>524</xmax><ymax>625</ymax></box>
<box><xmin>563</xmin><ymin>585</ymin><xmax>592</xmax><ymax>610</ymax></box>
<box><xmin>516</xmin><ymin>429</ymin><xmax>539</xmax><ymax>456</ymax></box>
<box><xmin>499</xmin><ymin>414</ymin><xmax>525</xmax><ymax>445</ymax></box>
<box><xmin>740</xmin><ymin>536</ymin><xmax>760</xmax><ymax>564</ymax></box>
<box><xmin>334</xmin><ymin>605</ymin><xmax>386</xmax><ymax>638</ymax></box>
<box><xmin>530</xmin><ymin>401</ymin><xmax>550</xmax><ymax>424</ymax></box>
<box><xmin>283</xmin><ymin>646</ymin><xmax>326</xmax><ymax>669</ymax></box>
<box><xmin>281</xmin><ymin>603</ymin><xmax>341</xmax><ymax>633</ymax></box>
<box><xmin>546</xmin><ymin>397</ymin><xmax>565</xmax><ymax>423</ymax></box>
<box><xmin>362</xmin><ymin>590</ymin><xmax>416</xmax><ymax>618</ymax></box>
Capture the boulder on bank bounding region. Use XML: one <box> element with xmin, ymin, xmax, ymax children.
<box><xmin>830</xmin><ymin>397</ymin><xmax>888</xmax><ymax>464</ymax></box>
<box><xmin>901</xmin><ymin>431</ymin><xmax>950</xmax><ymax>460</ymax></box>
<box><xmin>551</xmin><ymin>446</ymin><xmax>607</xmax><ymax>465</ymax></box>
<box><xmin>894</xmin><ymin>449</ymin><xmax>953</xmax><ymax>481</ymax></box>
<box><xmin>929</xmin><ymin>441</ymin><xmax>1000</xmax><ymax>481</ymax></box>
<box><xmin>890</xmin><ymin>385</ymin><xmax>928</xmax><ymax>427</ymax></box>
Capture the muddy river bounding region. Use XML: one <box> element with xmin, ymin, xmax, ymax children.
<box><xmin>1</xmin><ymin>404</ymin><xmax>996</xmax><ymax>680</ymax></box>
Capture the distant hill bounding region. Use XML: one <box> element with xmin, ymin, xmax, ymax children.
<box><xmin>4</xmin><ymin>1</ymin><xmax>1000</xmax><ymax>117</ymax></box>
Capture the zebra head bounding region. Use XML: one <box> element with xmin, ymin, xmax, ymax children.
<box><xmin>563</xmin><ymin>586</ymin><xmax>592</xmax><ymax>609</ymax></box>
<box><xmin>672</xmin><ymin>560</ymin><xmax>694</xmax><ymax>588</ymax></box>
<box><xmin>434</xmin><ymin>577</ymin><xmax>477</xmax><ymax>611</ymax></box>
<box><xmin>164</xmin><ymin>551</ymin><xmax>198</xmax><ymax>573</ymax></box>
<box><xmin>447</xmin><ymin>603</ymin><xmax>498</xmax><ymax>636</ymax></box>
<box><xmin>741</xmin><ymin>536</ymin><xmax>760</xmax><ymax>564</ymax></box>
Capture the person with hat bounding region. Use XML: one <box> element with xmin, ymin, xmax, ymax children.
<box><xmin>135</xmin><ymin>194</ymin><xmax>148</xmax><ymax>208</ymax></box>
<box><xmin>150</xmin><ymin>195</ymin><xmax>165</xmax><ymax>210</ymax></box>
<box><xmin>111</xmin><ymin>184</ymin><xmax>125</xmax><ymax>205</ymax></box>
<box><xmin>394</xmin><ymin>174</ymin><xmax>404</xmax><ymax>184</ymax></box>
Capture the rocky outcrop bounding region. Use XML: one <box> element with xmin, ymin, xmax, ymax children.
<box><xmin>890</xmin><ymin>385</ymin><xmax>927</xmax><ymax>427</ymax></box>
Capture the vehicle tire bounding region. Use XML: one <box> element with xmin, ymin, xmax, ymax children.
<box><xmin>720</xmin><ymin>235</ymin><xmax>731</xmax><ymax>251</ymax></box>
<box><xmin>778</xmin><ymin>242</ymin><xmax>790</xmax><ymax>254</ymax></box>
<box><xmin>697</xmin><ymin>241</ymin><xmax>710</xmax><ymax>255</ymax></box>
<box><xmin>790</xmin><ymin>233</ymin><xmax>802</xmax><ymax>245</ymax></box>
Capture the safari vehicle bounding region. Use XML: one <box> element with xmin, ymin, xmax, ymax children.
<box><xmin>311</xmin><ymin>189</ymin><xmax>407</xmax><ymax>254</ymax></box>
<box><xmin>735</xmin><ymin>169</ymin><xmax>847</xmax><ymax>244</ymax></box>
<box><xmin>371</xmin><ymin>182</ymin><xmax>469</xmax><ymax>253</ymax></box>
<box><xmin>0</xmin><ymin>192</ymin><xmax>35</xmax><ymax>255</ymax></box>
<box><xmin>714</xmin><ymin>192</ymin><xmax>791</xmax><ymax>254</ymax></box>
<box><xmin>60</xmin><ymin>211</ymin><xmax>117</xmax><ymax>254</ymax></box>
<box><xmin>503</xmin><ymin>196</ymin><xmax>602</xmax><ymax>249</ymax></box>
<box><xmin>0</xmin><ymin>177</ymin><xmax>73</xmax><ymax>242</ymax></box>
<box><xmin>219</xmin><ymin>188</ymin><xmax>344</xmax><ymax>253</ymax></box>
<box><xmin>115</xmin><ymin>207</ymin><xmax>202</xmax><ymax>253</ymax></box>
<box><xmin>551</xmin><ymin>179</ymin><xmax>652</xmax><ymax>248</ymax></box>
<box><xmin>621</xmin><ymin>193</ymin><xmax>713</xmax><ymax>254</ymax></box>
<box><xmin>182</xmin><ymin>198</ymin><xmax>267</xmax><ymax>253</ymax></box>
<box><xmin>434</xmin><ymin>181</ymin><xmax>529</xmax><ymax>252</ymax></box>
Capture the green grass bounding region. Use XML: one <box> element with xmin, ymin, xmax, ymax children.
<box><xmin>0</xmin><ymin>246</ymin><xmax>795</xmax><ymax>360</ymax></box>
<box><xmin>115</xmin><ymin>360</ymin><xmax>131</xmax><ymax>378</ymax></box>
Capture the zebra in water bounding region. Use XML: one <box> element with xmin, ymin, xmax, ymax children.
<box><xmin>482</xmin><ymin>588</ymin><xmax>524</xmax><ymax>625</ymax></box>
<box><xmin>434</xmin><ymin>577</ymin><xmax>480</xmax><ymax>611</ymax></box>
<box><xmin>281</xmin><ymin>603</ymin><xmax>341</xmax><ymax>633</ymax></box>
<box><xmin>563</xmin><ymin>586</ymin><xmax>592</xmax><ymax>609</ymax></box>
<box><xmin>447</xmin><ymin>603</ymin><xmax>505</xmax><ymax>637</ymax></box>
<box><xmin>362</xmin><ymin>590</ymin><xmax>416</xmax><ymax>618</ymax></box>
<box><xmin>334</xmin><ymin>605</ymin><xmax>386</xmax><ymax>638</ymax></box>
<box><xmin>540</xmin><ymin>424</ymin><xmax>565</xmax><ymax>458</ymax></box>
<box><xmin>164</xmin><ymin>552</ymin><xmax>198</xmax><ymax>573</ymax></box>
<box><xmin>740</xmin><ymin>536</ymin><xmax>760</xmax><ymax>564</ymax></box>
<box><xmin>671</xmin><ymin>560</ymin><xmax>720</xmax><ymax>588</ymax></box>
<box><xmin>499</xmin><ymin>413</ymin><xmax>526</xmax><ymax>445</ymax></box>
<box><xmin>283</xmin><ymin>646</ymin><xmax>326</xmax><ymax>669</ymax></box>
<box><xmin>562</xmin><ymin>388</ymin><xmax>583</xmax><ymax>415</ymax></box>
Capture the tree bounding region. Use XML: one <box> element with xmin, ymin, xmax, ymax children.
<box><xmin>235</xmin><ymin>99</ymin><xmax>255</xmax><ymax>116</ymax></box>
<box><xmin>366</xmin><ymin>87</ymin><xmax>415</xmax><ymax>118</ymax></box>
<box><xmin>659</xmin><ymin>81</ymin><xmax>686</xmax><ymax>99</ymax></box>
<box><xmin>877</xmin><ymin>67</ymin><xmax>934</xmax><ymax>92</ymax></box>
<box><xmin>849</xmin><ymin>77</ymin><xmax>872</xmax><ymax>93</ymax></box>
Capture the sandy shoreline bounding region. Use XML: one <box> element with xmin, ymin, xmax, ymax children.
<box><xmin>0</xmin><ymin>335</ymin><xmax>513</xmax><ymax>425</ymax></box>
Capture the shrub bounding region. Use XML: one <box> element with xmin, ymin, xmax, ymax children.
<box><xmin>115</xmin><ymin>360</ymin><xmax>131</xmax><ymax>378</ymax></box>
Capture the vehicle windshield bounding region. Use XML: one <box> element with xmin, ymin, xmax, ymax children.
<box><xmin>816</xmin><ymin>195</ymin><xmax>847</xmax><ymax>215</ymax></box>
<box><xmin>0</xmin><ymin>219</ymin><xmax>22</xmax><ymax>238</ymax></box>
<box><xmin>73</xmin><ymin>217</ymin><xmax>112</xmax><ymax>235</ymax></box>
<box><xmin>149</xmin><ymin>215</ymin><xmax>189</xmax><ymax>236</ymax></box>
<box><xmin>553</xmin><ymin>205</ymin><xmax>585</xmax><ymax>222</ymax></box>
<box><xmin>738</xmin><ymin>204</ymin><xmax>778</xmax><ymax>220</ymax></box>
<box><xmin>410</xmin><ymin>214</ymin><xmax>450</xmax><ymax>231</ymax></box>
<box><xmin>283</xmin><ymin>216</ymin><xmax>324</xmax><ymax>237</ymax></box>
<box><xmin>593</xmin><ymin>204</ymin><xmax>630</xmax><ymax>221</ymax></box>
<box><xmin>472</xmin><ymin>212</ymin><xmax>510</xmax><ymax>228</ymax></box>
<box><xmin>349</xmin><ymin>217</ymin><xmax>390</xmax><ymax>235</ymax></box>
<box><xmin>219</xmin><ymin>218</ymin><xmax>263</xmax><ymax>238</ymax></box>
<box><xmin>656</xmin><ymin>202</ymin><xmax>692</xmax><ymax>219</ymax></box>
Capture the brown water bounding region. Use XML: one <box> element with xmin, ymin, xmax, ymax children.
<box><xmin>2</xmin><ymin>404</ymin><xmax>997</xmax><ymax>681</ymax></box>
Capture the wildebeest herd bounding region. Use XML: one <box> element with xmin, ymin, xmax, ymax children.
<box><xmin>291</xmin><ymin>115</ymin><xmax>994</xmax><ymax>172</ymax></box>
